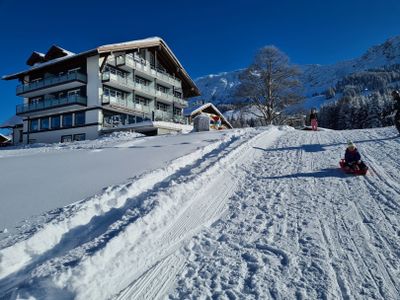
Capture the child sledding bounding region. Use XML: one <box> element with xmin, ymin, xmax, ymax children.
<box><xmin>339</xmin><ymin>141</ymin><xmax>368</xmax><ymax>175</ymax></box>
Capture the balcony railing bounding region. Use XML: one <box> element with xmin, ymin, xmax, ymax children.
<box><xmin>154</xmin><ymin>109</ymin><xmax>174</xmax><ymax>121</ymax></box>
<box><xmin>16</xmin><ymin>72</ymin><xmax>87</xmax><ymax>95</ymax></box>
<box><xmin>102</xmin><ymin>72</ymin><xmax>134</xmax><ymax>89</ymax></box>
<box><xmin>118</xmin><ymin>54</ymin><xmax>181</xmax><ymax>86</ymax></box>
<box><xmin>173</xmin><ymin>97</ymin><xmax>188</xmax><ymax>107</ymax></box>
<box><xmin>102</xmin><ymin>95</ymin><xmax>151</xmax><ymax>114</ymax></box>
<box><xmin>16</xmin><ymin>95</ymin><xmax>87</xmax><ymax>115</ymax></box>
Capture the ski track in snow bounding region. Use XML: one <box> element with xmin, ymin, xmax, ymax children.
<box><xmin>169</xmin><ymin>127</ymin><xmax>400</xmax><ymax>300</ymax></box>
<box><xmin>0</xmin><ymin>126</ymin><xmax>399</xmax><ymax>299</ymax></box>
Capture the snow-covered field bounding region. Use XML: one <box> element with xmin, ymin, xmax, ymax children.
<box><xmin>0</xmin><ymin>126</ymin><xmax>399</xmax><ymax>299</ymax></box>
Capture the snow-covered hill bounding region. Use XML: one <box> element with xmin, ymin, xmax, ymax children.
<box><xmin>194</xmin><ymin>35</ymin><xmax>400</xmax><ymax>109</ymax></box>
<box><xmin>0</xmin><ymin>126</ymin><xmax>399</xmax><ymax>299</ymax></box>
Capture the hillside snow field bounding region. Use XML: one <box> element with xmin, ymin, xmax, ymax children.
<box><xmin>0</xmin><ymin>126</ymin><xmax>399</xmax><ymax>299</ymax></box>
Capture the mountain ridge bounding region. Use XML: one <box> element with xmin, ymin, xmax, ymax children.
<box><xmin>193</xmin><ymin>35</ymin><xmax>400</xmax><ymax>108</ymax></box>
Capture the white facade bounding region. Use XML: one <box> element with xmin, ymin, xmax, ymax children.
<box><xmin>7</xmin><ymin>39</ymin><xmax>197</xmax><ymax>144</ymax></box>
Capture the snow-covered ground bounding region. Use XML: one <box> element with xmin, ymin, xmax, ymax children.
<box><xmin>0</xmin><ymin>126</ymin><xmax>399</xmax><ymax>299</ymax></box>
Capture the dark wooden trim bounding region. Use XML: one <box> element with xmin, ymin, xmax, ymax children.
<box><xmin>100</xmin><ymin>54</ymin><xmax>109</xmax><ymax>72</ymax></box>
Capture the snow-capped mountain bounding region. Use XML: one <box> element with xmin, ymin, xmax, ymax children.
<box><xmin>194</xmin><ymin>35</ymin><xmax>400</xmax><ymax>107</ymax></box>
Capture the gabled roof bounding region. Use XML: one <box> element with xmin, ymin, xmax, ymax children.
<box><xmin>2</xmin><ymin>37</ymin><xmax>200</xmax><ymax>97</ymax></box>
<box><xmin>26</xmin><ymin>51</ymin><xmax>46</xmax><ymax>66</ymax></box>
<box><xmin>44</xmin><ymin>45</ymin><xmax>75</xmax><ymax>61</ymax></box>
<box><xmin>184</xmin><ymin>102</ymin><xmax>233</xmax><ymax>129</ymax></box>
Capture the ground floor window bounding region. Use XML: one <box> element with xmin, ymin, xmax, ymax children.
<box><xmin>73</xmin><ymin>133</ymin><xmax>86</xmax><ymax>141</ymax></box>
<box><xmin>51</xmin><ymin>115</ymin><xmax>61</xmax><ymax>129</ymax></box>
<box><xmin>62</xmin><ymin>113</ymin><xmax>73</xmax><ymax>128</ymax></box>
<box><xmin>30</xmin><ymin>119</ymin><xmax>39</xmax><ymax>132</ymax></box>
<box><xmin>40</xmin><ymin>117</ymin><xmax>50</xmax><ymax>130</ymax></box>
<box><xmin>103</xmin><ymin>111</ymin><xmax>149</xmax><ymax>128</ymax></box>
<box><xmin>61</xmin><ymin>135</ymin><xmax>73</xmax><ymax>143</ymax></box>
<box><xmin>75</xmin><ymin>111</ymin><xmax>85</xmax><ymax>126</ymax></box>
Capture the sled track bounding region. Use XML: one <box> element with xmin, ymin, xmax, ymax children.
<box><xmin>170</xmin><ymin>128</ymin><xmax>400</xmax><ymax>300</ymax></box>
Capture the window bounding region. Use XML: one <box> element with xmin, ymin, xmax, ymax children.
<box><xmin>135</xmin><ymin>76</ymin><xmax>150</xmax><ymax>86</ymax></box>
<box><xmin>73</xmin><ymin>133</ymin><xmax>86</xmax><ymax>141</ymax></box>
<box><xmin>51</xmin><ymin>115</ymin><xmax>61</xmax><ymax>129</ymax></box>
<box><xmin>75</xmin><ymin>111</ymin><xmax>85</xmax><ymax>126</ymax></box>
<box><xmin>30</xmin><ymin>119</ymin><xmax>39</xmax><ymax>132</ymax></box>
<box><xmin>149</xmin><ymin>52</ymin><xmax>155</xmax><ymax>67</ymax></box>
<box><xmin>135</xmin><ymin>95</ymin><xmax>150</xmax><ymax>106</ymax></box>
<box><xmin>68</xmin><ymin>89</ymin><xmax>80</xmax><ymax>99</ymax></box>
<box><xmin>29</xmin><ymin>97</ymin><xmax>42</xmax><ymax>105</ymax></box>
<box><xmin>174</xmin><ymin>91</ymin><xmax>182</xmax><ymax>99</ymax></box>
<box><xmin>174</xmin><ymin>108</ymin><xmax>182</xmax><ymax>116</ymax></box>
<box><xmin>139</xmin><ymin>49</ymin><xmax>146</xmax><ymax>60</ymax></box>
<box><xmin>61</xmin><ymin>135</ymin><xmax>72</xmax><ymax>143</ymax></box>
<box><xmin>19</xmin><ymin>130</ymin><xmax>23</xmax><ymax>143</ymax></box>
<box><xmin>62</xmin><ymin>113</ymin><xmax>73</xmax><ymax>128</ymax></box>
<box><xmin>40</xmin><ymin>117</ymin><xmax>50</xmax><ymax>130</ymax></box>
<box><xmin>157</xmin><ymin>84</ymin><xmax>169</xmax><ymax>93</ymax></box>
<box><xmin>156</xmin><ymin>102</ymin><xmax>169</xmax><ymax>112</ymax></box>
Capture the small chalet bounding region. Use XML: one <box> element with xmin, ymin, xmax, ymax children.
<box><xmin>0</xmin><ymin>133</ymin><xmax>11</xmax><ymax>147</ymax></box>
<box><xmin>184</xmin><ymin>103</ymin><xmax>233</xmax><ymax>130</ymax></box>
<box><xmin>0</xmin><ymin>115</ymin><xmax>23</xmax><ymax>145</ymax></box>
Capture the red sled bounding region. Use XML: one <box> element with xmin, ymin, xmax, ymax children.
<box><xmin>339</xmin><ymin>159</ymin><xmax>368</xmax><ymax>175</ymax></box>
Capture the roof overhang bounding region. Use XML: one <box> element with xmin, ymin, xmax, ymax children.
<box><xmin>3</xmin><ymin>37</ymin><xmax>200</xmax><ymax>98</ymax></box>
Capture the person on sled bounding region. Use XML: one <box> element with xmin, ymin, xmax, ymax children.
<box><xmin>309</xmin><ymin>108</ymin><xmax>318</xmax><ymax>131</ymax></box>
<box><xmin>391</xmin><ymin>90</ymin><xmax>400</xmax><ymax>135</ymax></box>
<box><xmin>344</xmin><ymin>141</ymin><xmax>367</xmax><ymax>171</ymax></box>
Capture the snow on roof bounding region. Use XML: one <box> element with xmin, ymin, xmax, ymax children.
<box><xmin>0</xmin><ymin>115</ymin><xmax>23</xmax><ymax>128</ymax></box>
<box><xmin>98</xmin><ymin>37</ymin><xmax>162</xmax><ymax>51</ymax></box>
<box><xmin>2</xmin><ymin>37</ymin><xmax>200</xmax><ymax>97</ymax></box>
<box><xmin>184</xmin><ymin>102</ymin><xmax>233</xmax><ymax>128</ymax></box>
<box><xmin>0</xmin><ymin>133</ymin><xmax>11</xmax><ymax>142</ymax></box>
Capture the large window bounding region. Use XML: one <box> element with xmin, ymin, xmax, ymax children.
<box><xmin>74</xmin><ymin>111</ymin><xmax>85</xmax><ymax>126</ymax></box>
<box><xmin>51</xmin><ymin>115</ymin><xmax>61</xmax><ymax>129</ymax></box>
<box><xmin>30</xmin><ymin>119</ymin><xmax>39</xmax><ymax>132</ymax></box>
<box><xmin>40</xmin><ymin>117</ymin><xmax>50</xmax><ymax>130</ymax></box>
<box><xmin>62</xmin><ymin>113</ymin><xmax>73</xmax><ymax>128</ymax></box>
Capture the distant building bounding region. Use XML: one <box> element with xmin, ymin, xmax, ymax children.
<box><xmin>184</xmin><ymin>103</ymin><xmax>233</xmax><ymax>130</ymax></box>
<box><xmin>0</xmin><ymin>115</ymin><xmax>23</xmax><ymax>145</ymax></box>
<box><xmin>0</xmin><ymin>133</ymin><xmax>11</xmax><ymax>146</ymax></box>
<box><xmin>2</xmin><ymin>37</ymin><xmax>200</xmax><ymax>144</ymax></box>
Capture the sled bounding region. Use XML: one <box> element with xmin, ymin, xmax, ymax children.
<box><xmin>339</xmin><ymin>159</ymin><xmax>368</xmax><ymax>175</ymax></box>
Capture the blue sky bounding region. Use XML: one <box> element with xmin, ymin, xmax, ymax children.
<box><xmin>0</xmin><ymin>0</ymin><xmax>399</xmax><ymax>126</ymax></box>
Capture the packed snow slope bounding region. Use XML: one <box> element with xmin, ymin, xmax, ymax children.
<box><xmin>0</xmin><ymin>126</ymin><xmax>399</xmax><ymax>299</ymax></box>
<box><xmin>0</xmin><ymin>131</ymin><xmax>231</xmax><ymax>233</ymax></box>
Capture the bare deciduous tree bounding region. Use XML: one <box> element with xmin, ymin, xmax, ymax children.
<box><xmin>237</xmin><ymin>46</ymin><xmax>302</xmax><ymax>124</ymax></box>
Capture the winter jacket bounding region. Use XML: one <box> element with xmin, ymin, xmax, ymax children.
<box><xmin>345</xmin><ymin>148</ymin><xmax>361</xmax><ymax>164</ymax></box>
<box><xmin>309</xmin><ymin>113</ymin><xmax>318</xmax><ymax>121</ymax></box>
